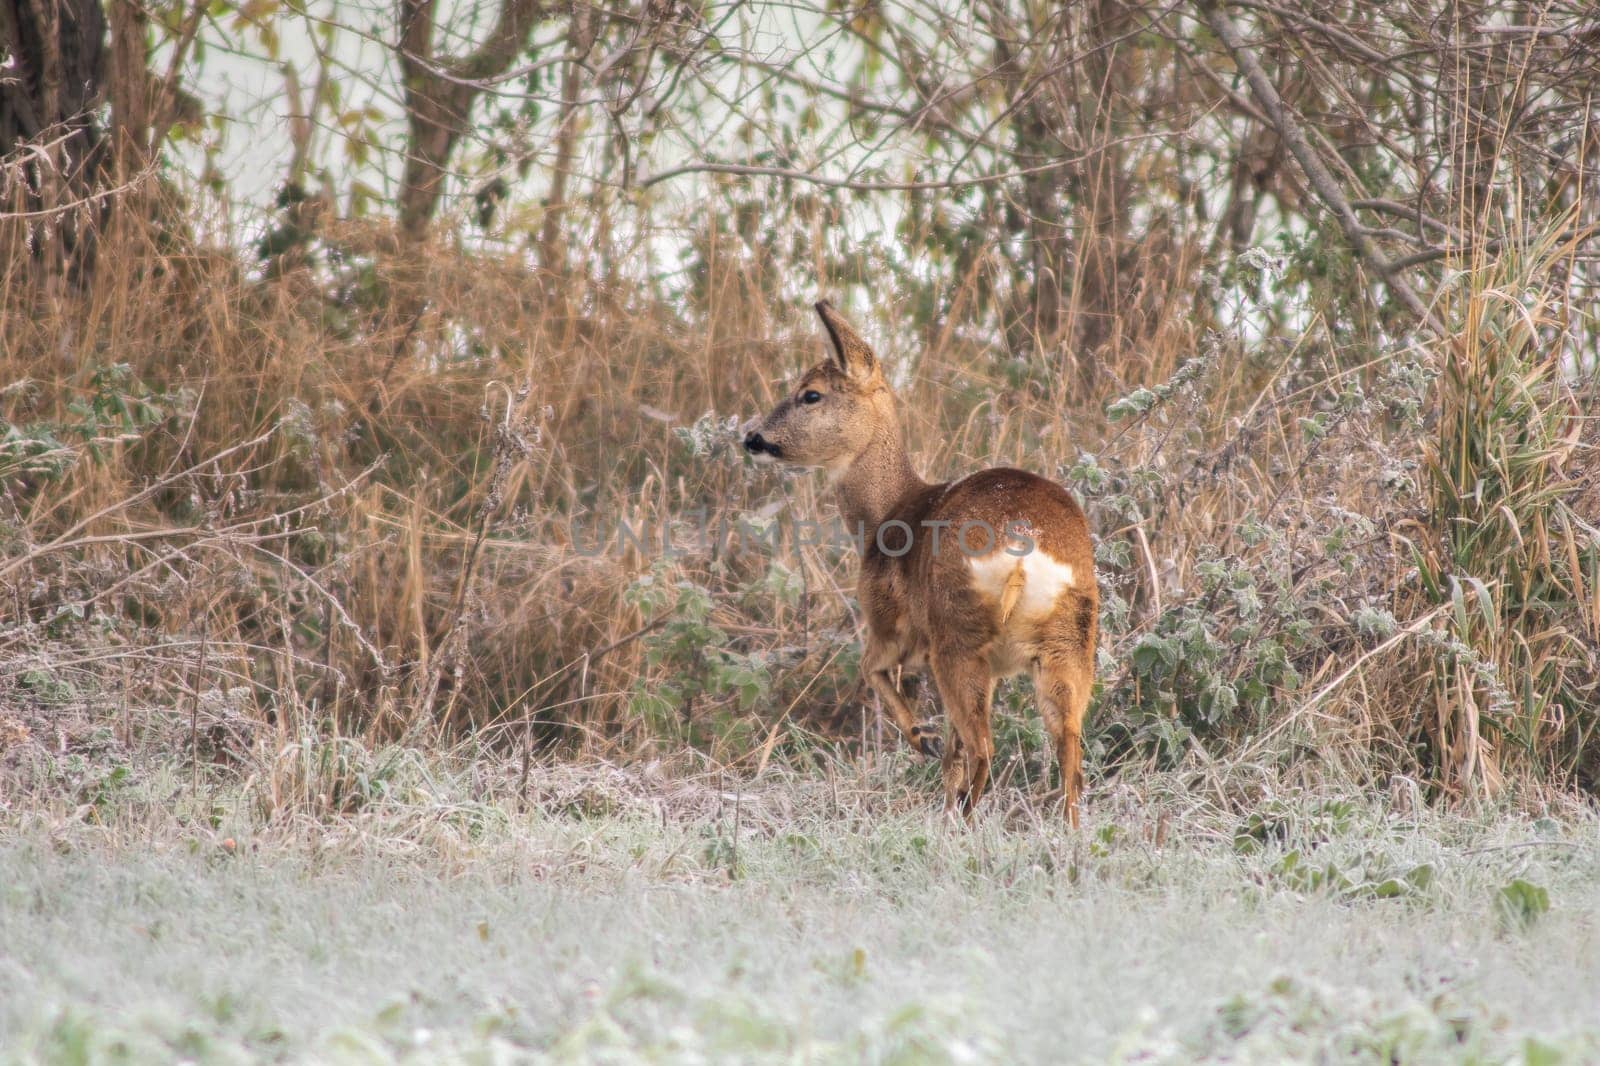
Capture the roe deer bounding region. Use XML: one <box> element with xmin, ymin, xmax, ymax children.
<box><xmin>744</xmin><ymin>302</ymin><xmax>1099</xmax><ymax>824</ymax></box>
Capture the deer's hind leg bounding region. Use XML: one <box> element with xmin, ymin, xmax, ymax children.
<box><xmin>930</xmin><ymin>648</ymin><xmax>995</xmax><ymax>819</ymax></box>
<box><xmin>1033</xmin><ymin>592</ymin><xmax>1098</xmax><ymax>826</ymax></box>
<box><xmin>862</xmin><ymin>637</ymin><xmax>942</xmax><ymax>758</ymax></box>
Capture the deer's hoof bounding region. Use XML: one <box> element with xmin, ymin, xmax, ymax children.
<box><xmin>910</xmin><ymin>725</ymin><xmax>944</xmax><ymax>760</ymax></box>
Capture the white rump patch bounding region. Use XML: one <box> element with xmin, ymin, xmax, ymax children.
<box><xmin>967</xmin><ymin>550</ymin><xmax>1077</xmax><ymax>621</ymax></box>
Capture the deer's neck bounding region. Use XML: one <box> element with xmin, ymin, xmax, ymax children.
<box><xmin>834</xmin><ymin>427</ymin><xmax>927</xmax><ymax>542</ymax></box>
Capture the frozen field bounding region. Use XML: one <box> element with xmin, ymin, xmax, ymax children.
<box><xmin>2</xmin><ymin>761</ymin><xmax>1597</xmax><ymax>1063</ymax></box>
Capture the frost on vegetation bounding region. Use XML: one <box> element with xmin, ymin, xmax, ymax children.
<box><xmin>1132</xmin><ymin>975</ymin><xmax>1600</xmax><ymax>1065</ymax></box>
<box><xmin>2</xmin><ymin>362</ymin><xmax>189</xmax><ymax>483</ymax></box>
<box><xmin>1</xmin><ymin>788</ymin><xmax>1597</xmax><ymax>1065</ymax></box>
<box><xmin>278</xmin><ymin>396</ymin><xmax>319</xmax><ymax>453</ymax></box>
<box><xmin>1057</xmin><ymin>321</ymin><xmax>1570</xmax><ymax>779</ymax></box>
<box><xmin>1104</xmin><ymin>347</ymin><xmax>1210</xmax><ymax>424</ymax></box>
<box><xmin>674</xmin><ymin>410</ymin><xmax>742</xmax><ymax>459</ymax></box>
<box><xmin>622</xmin><ymin>561</ymin><xmax>779</xmax><ymax>742</ymax></box>
<box><xmin>1353</xmin><ymin>604</ymin><xmax>1400</xmax><ymax>639</ymax></box>
<box><xmin>1377</xmin><ymin>345</ymin><xmax>1437</xmax><ymax>426</ymax></box>
<box><xmin>529</xmin><ymin>971</ymin><xmax>1004</xmax><ymax>1066</ymax></box>
<box><xmin>1233</xmin><ymin>245</ymin><xmax>1285</xmax><ymax>285</ymax></box>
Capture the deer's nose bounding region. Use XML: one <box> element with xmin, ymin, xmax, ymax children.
<box><xmin>743</xmin><ymin>431</ymin><xmax>780</xmax><ymax>458</ymax></box>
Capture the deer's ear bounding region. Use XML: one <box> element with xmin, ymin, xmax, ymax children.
<box><xmin>815</xmin><ymin>300</ymin><xmax>877</xmax><ymax>380</ymax></box>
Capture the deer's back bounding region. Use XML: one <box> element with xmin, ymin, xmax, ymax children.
<box><xmin>860</xmin><ymin>467</ymin><xmax>1096</xmax><ymax>672</ymax></box>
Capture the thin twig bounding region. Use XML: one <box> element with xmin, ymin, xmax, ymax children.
<box><xmin>1199</xmin><ymin>0</ymin><xmax>1442</xmax><ymax>333</ymax></box>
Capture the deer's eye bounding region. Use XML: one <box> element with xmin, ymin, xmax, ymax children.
<box><xmin>801</xmin><ymin>390</ymin><xmax>823</xmax><ymax>405</ymax></box>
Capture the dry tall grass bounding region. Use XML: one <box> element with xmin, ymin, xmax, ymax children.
<box><xmin>1</xmin><ymin>180</ymin><xmax>1596</xmax><ymax>812</ymax></box>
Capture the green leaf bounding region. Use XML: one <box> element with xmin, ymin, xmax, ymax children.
<box><xmin>1404</xmin><ymin>863</ymin><xmax>1436</xmax><ymax>891</ymax></box>
<box><xmin>1523</xmin><ymin>1037</ymin><xmax>1565</xmax><ymax>1066</ymax></box>
<box><xmin>1462</xmin><ymin>574</ymin><xmax>1497</xmax><ymax>632</ymax></box>
<box><xmin>1495</xmin><ymin>879</ymin><xmax>1550</xmax><ymax>931</ymax></box>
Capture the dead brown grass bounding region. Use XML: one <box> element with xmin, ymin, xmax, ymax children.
<box><xmin>2</xmin><ymin>184</ymin><xmax>1597</xmax><ymax>815</ymax></box>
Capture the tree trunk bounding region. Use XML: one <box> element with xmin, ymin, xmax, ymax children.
<box><xmin>396</xmin><ymin>0</ymin><xmax>543</xmax><ymax>241</ymax></box>
<box><xmin>2</xmin><ymin>0</ymin><xmax>203</xmax><ymax>282</ymax></box>
<box><xmin>1068</xmin><ymin>0</ymin><xmax>1133</xmax><ymax>375</ymax></box>
<box><xmin>538</xmin><ymin>7</ymin><xmax>594</xmax><ymax>273</ymax></box>
<box><xmin>0</xmin><ymin>0</ymin><xmax>108</xmax><ymax>278</ymax></box>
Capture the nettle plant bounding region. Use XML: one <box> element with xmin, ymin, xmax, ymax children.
<box><xmin>624</xmin><ymin>560</ymin><xmax>781</xmax><ymax>751</ymax></box>
<box><xmin>1069</xmin><ymin>337</ymin><xmax>1410</xmax><ymax>769</ymax></box>
<box><xmin>2</xmin><ymin>363</ymin><xmax>181</xmax><ymax>487</ymax></box>
<box><xmin>1092</xmin><ymin>522</ymin><xmax>1323</xmax><ymax>767</ymax></box>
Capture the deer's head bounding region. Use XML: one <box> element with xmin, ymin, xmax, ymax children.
<box><xmin>743</xmin><ymin>301</ymin><xmax>896</xmax><ymax>473</ymax></box>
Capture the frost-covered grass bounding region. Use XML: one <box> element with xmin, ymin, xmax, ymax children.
<box><xmin>2</xmin><ymin>756</ymin><xmax>1598</xmax><ymax>1064</ymax></box>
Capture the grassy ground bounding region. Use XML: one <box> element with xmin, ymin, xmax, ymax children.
<box><xmin>2</xmin><ymin>753</ymin><xmax>1597</xmax><ymax>1064</ymax></box>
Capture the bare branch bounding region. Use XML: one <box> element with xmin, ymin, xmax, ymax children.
<box><xmin>1199</xmin><ymin>0</ymin><xmax>1441</xmax><ymax>332</ymax></box>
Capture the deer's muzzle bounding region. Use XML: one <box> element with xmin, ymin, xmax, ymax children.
<box><xmin>743</xmin><ymin>431</ymin><xmax>782</xmax><ymax>459</ymax></box>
